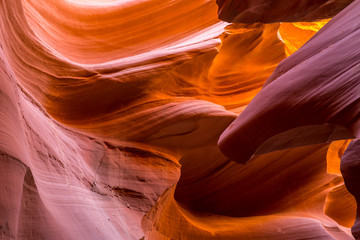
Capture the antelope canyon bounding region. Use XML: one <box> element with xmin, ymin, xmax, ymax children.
<box><xmin>0</xmin><ymin>0</ymin><xmax>359</xmax><ymax>239</ymax></box>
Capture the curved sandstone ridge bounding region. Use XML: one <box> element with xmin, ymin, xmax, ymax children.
<box><xmin>218</xmin><ymin>0</ymin><xmax>360</xmax><ymax>164</ymax></box>
<box><xmin>0</xmin><ymin>0</ymin><xmax>358</xmax><ymax>239</ymax></box>
<box><xmin>23</xmin><ymin>0</ymin><xmax>223</xmax><ymax>64</ymax></box>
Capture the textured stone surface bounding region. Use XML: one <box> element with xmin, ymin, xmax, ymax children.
<box><xmin>0</xmin><ymin>0</ymin><xmax>358</xmax><ymax>239</ymax></box>
<box><xmin>218</xmin><ymin>0</ymin><xmax>360</xmax><ymax>164</ymax></box>
<box><xmin>216</xmin><ymin>0</ymin><xmax>354</xmax><ymax>23</ymax></box>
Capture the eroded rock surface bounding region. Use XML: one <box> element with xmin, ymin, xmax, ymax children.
<box><xmin>216</xmin><ymin>0</ymin><xmax>354</xmax><ymax>23</ymax></box>
<box><xmin>0</xmin><ymin>0</ymin><xmax>358</xmax><ymax>239</ymax></box>
<box><xmin>218</xmin><ymin>0</ymin><xmax>360</xmax><ymax>164</ymax></box>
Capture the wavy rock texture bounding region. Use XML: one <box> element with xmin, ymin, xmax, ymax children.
<box><xmin>0</xmin><ymin>0</ymin><xmax>358</xmax><ymax>239</ymax></box>
<box><xmin>216</xmin><ymin>0</ymin><xmax>355</xmax><ymax>23</ymax></box>
<box><xmin>218</xmin><ymin>0</ymin><xmax>360</xmax><ymax>164</ymax></box>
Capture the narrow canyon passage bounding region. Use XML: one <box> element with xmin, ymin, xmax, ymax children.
<box><xmin>0</xmin><ymin>0</ymin><xmax>359</xmax><ymax>239</ymax></box>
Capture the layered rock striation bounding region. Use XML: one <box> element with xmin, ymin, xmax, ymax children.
<box><xmin>0</xmin><ymin>0</ymin><xmax>358</xmax><ymax>239</ymax></box>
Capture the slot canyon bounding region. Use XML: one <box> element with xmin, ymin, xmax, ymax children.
<box><xmin>0</xmin><ymin>0</ymin><xmax>360</xmax><ymax>239</ymax></box>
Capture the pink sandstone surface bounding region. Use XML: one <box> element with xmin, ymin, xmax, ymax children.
<box><xmin>0</xmin><ymin>0</ymin><xmax>359</xmax><ymax>239</ymax></box>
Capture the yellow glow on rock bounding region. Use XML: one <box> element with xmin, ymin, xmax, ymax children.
<box><xmin>278</xmin><ymin>19</ymin><xmax>331</xmax><ymax>56</ymax></box>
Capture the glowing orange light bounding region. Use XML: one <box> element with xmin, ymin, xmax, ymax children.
<box><xmin>278</xmin><ymin>19</ymin><xmax>330</xmax><ymax>56</ymax></box>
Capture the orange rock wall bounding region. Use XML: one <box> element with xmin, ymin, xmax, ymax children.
<box><xmin>0</xmin><ymin>0</ymin><xmax>358</xmax><ymax>239</ymax></box>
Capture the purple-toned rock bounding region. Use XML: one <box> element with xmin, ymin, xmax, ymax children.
<box><xmin>218</xmin><ymin>0</ymin><xmax>360</xmax><ymax>163</ymax></box>
<box><xmin>341</xmin><ymin>140</ymin><xmax>360</xmax><ymax>239</ymax></box>
<box><xmin>216</xmin><ymin>0</ymin><xmax>355</xmax><ymax>23</ymax></box>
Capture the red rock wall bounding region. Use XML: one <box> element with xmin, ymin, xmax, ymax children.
<box><xmin>0</xmin><ymin>0</ymin><xmax>358</xmax><ymax>239</ymax></box>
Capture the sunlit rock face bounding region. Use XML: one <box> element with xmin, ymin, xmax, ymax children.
<box><xmin>0</xmin><ymin>0</ymin><xmax>358</xmax><ymax>239</ymax></box>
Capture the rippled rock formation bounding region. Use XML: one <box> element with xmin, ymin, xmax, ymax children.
<box><xmin>216</xmin><ymin>0</ymin><xmax>355</xmax><ymax>23</ymax></box>
<box><xmin>218</xmin><ymin>0</ymin><xmax>360</xmax><ymax>163</ymax></box>
<box><xmin>0</xmin><ymin>0</ymin><xmax>358</xmax><ymax>239</ymax></box>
